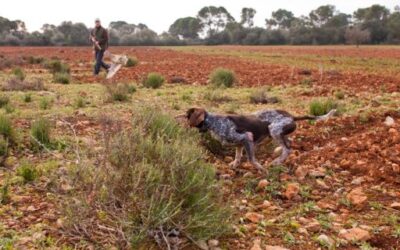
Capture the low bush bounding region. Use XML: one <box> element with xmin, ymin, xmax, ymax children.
<box><xmin>64</xmin><ymin>108</ymin><xmax>231</xmax><ymax>248</ymax></box>
<box><xmin>39</xmin><ymin>97</ymin><xmax>52</xmax><ymax>110</ymax></box>
<box><xmin>104</xmin><ymin>83</ymin><xmax>133</xmax><ymax>102</ymax></box>
<box><xmin>4</xmin><ymin>104</ymin><xmax>15</xmax><ymax>114</ymax></box>
<box><xmin>11</xmin><ymin>67</ymin><xmax>26</xmax><ymax>81</ymax></box>
<box><xmin>3</xmin><ymin>77</ymin><xmax>45</xmax><ymax>91</ymax></box>
<box><xmin>142</xmin><ymin>72</ymin><xmax>165</xmax><ymax>89</ymax></box>
<box><xmin>23</xmin><ymin>93</ymin><xmax>32</xmax><ymax>103</ymax></box>
<box><xmin>0</xmin><ymin>115</ymin><xmax>14</xmax><ymax>141</ymax></box>
<box><xmin>125</xmin><ymin>57</ymin><xmax>138</xmax><ymax>67</ymax></box>
<box><xmin>27</xmin><ymin>56</ymin><xmax>44</xmax><ymax>64</ymax></box>
<box><xmin>0</xmin><ymin>183</ymin><xmax>10</xmax><ymax>204</ymax></box>
<box><xmin>203</xmin><ymin>89</ymin><xmax>233</xmax><ymax>103</ymax></box>
<box><xmin>309</xmin><ymin>99</ymin><xmax>338</xmax><ymax>116</ymax></box>
<box><xmin>74</xmin><ymin>96</ymin><xmax>86</xmax><ymax>108</ymax></box>
<box><xmin>31</xmin><ymin>118</ymin><xmax>51</xmax><ymax>147</ymax></box>
<box><xmin>44</xmin><ymin>59</ymin><xmax>70</xmax><ymax>74</ymax></box>
<box><xmin>53</xmin><ymin>72</ymin><xmax>70</xmax><ymax>84</ymax></box>
<box><xmin>335</xmin><ymin>90</ymin><xmax>345</xmax><ymax>100</ymax></box>
<box><xmin>209</xmin><ymin>68</ymin><xmax>236</xmax><ymax>88</ymax></box>
<box><xmin>0</xmin><ymin>136</ymin><xmax>9</xmax><ymax>157</ymax></box>
<box><xmin>249</xmin><ymin>89</ymin><xmax>280</xmax><ymax>104</ymax></box>
<box><xmin>17</xmin><ymin>162</ymin><xmax>37</xmax><ymax>183</ymax></box>
<box><xmin>0</xmin><ymin>95</ymin><xmax>10</xmax><ymax>108</ymax></box>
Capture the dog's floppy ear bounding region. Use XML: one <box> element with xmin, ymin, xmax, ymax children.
<box><xmin>187</xmin><ymin>108</ymin><xmax>206</xmax><ymax>127</ymax></box>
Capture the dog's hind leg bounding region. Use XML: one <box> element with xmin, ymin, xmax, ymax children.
<box><xmin>229</xmin><ymin>146</ymin><xmax>243</xmax><ymax>169</ymax></box>
<box><xmin>270</xmin><ymin>134</ymin><xmax>291</xmax><ymax>166</ymax></box>
<box><xmin>243</xmin><ymin>133</ymin><xmax>267</xmax><ymax>173</ymax></box>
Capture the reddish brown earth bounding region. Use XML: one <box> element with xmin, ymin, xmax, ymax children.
<box><xmin>1</xmin><ymin>47</ymin><xmax>399</xmax><ymax>93</ymax></box>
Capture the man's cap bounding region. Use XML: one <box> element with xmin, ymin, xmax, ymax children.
<box><xmin>95</xmin><ymin>18</ymin><xmax>101</xmax><ymax>22</ymax></box>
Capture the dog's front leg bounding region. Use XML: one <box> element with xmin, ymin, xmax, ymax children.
<box><xmin>229</xmin><ymin>146</ymin><xmax>243</xmax><ymax>168</ymax></box>
<box><xmin>243</xmin><ymin>133</ymin><xmax>267</xmax><ymax>174</ymax></box>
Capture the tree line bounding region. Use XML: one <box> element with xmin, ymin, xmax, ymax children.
<box><xmin>1</xmin><ymin>4</ymin><xmax>399</xmax><ymax>46</ymax></box>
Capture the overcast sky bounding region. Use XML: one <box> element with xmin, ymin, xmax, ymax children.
<box><xmin>1</xmin><ymin>0</ymin><xmax>398</xmax><ymax>33</ymax></box>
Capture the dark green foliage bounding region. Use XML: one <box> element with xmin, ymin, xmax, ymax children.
<box><xmin>125</xmin><ymin>57</ymin><xmax>138</xmax><ymax>67</ymax></box>
<box><xmin>209</xmin><ymin>68</ymin><xmax>236</xmax><ymax>88</ymax></box>
<box><xmin>142</xmin><ymin>73</ymin><xmax>165</xmax><ymax>89</ymax></box>
<box><xmin>23</xmin><ymin>93</ymin><xmax>32</xmax><ymax>103</ymax></box>
<box><xmin>27</xmin><ymin>56</ymin><xmax>45</xmax><ymax>64</ymax></box>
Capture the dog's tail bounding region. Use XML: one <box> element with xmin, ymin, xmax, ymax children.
<box><xmin>293</xmin><ymin>109</ymin><xmax>337</xmax><ymax>121</ymax></box>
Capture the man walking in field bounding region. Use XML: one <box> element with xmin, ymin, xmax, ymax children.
<box><xmin>90</xmin><ymin>18</ymin><xmax>110</xmax><ymax>75</ymax></box>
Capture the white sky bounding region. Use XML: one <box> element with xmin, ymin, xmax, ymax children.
<box><xmin>1</xmin><ymin>0</ymin><xmax>398</xmax><ymax>33</ymax></box>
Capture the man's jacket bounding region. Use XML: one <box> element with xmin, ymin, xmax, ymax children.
<box><xmin>90</xmin><ymin>26</ymin><xmax>108</xmax><ymax>51</ymax></box>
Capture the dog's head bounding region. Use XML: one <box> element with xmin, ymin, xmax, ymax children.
<box><xmin>186</xmin><ymin>108</ymin><xmax>206</xmax><ymax>127</ymax></box>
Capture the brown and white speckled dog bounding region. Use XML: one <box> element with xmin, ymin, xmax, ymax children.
<box><xmin>186</xmin><ymin>108</ymin><xmax>336</xmax><ymax>173</ymax></box>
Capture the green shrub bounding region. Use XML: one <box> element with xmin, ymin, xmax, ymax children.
<box><xmin>0</xmin><ymin>95</ymin><xmax>10</xmax><ymax>108</ymax></box>
<box><xmin>126</xmin><ymin>57</ymin><xmax>138</xmax><ymax>67</ymax></box>
<box><xmin>44</xmin><ymin>59</ymin><xmax>70</xmax><ymax>74</ymax></box>
<box><xmin>142</xmin><ymin>72</ymin><xmax>165</xmax><ymax>89</ymax></box>
<box><xmin>4</xmin><ymin>104</ymin><xmax>15</xmax><ymax>114</ymax></box>
<box><xmin>31</xmin><ymin>118</ymin><xmax>51</xmax><ymax>146</ymax></box>
<box><xmin>3</xmin><ymin>77</ymin><xmax>45</xmax><ymax>91</ymax></box>
<box><xmin>11</xmin><ymin>67</ymin><xmax>25</xmax><ymax>81</ymax></box>
<box><xmin>0</xmin><ymin>183</ymin><xmax>10</xmax><ymax>204</ymax></box>
<box><xmin>64</xmin><ymin>108</ymin><xmax>231</xmax><ymax>247</ymax></box>
<box><xmin>127</xmin><ymin>84</ymin><xmax>137</xmax><ymax>94</ymax></box>
<box><xmin>203</xmin><ymin>90</ymin><xmax>233</xmax><ymax>103</ymax></box>
<box><xmin>39</xmin><ymin>97</ymin><xmax>52</xmax><ymax>110</ymax></box>
<box><xmin>53</xmin><ymin>72</ymin><xmax>70</xmax><ymax>84</ymax></box>
<box><xmin>309</xmin><ymin>99</ymin><xmax>338</xmax><ymax>116</ymax></box>
<box><xmin>209</xmin><ymin>68</ymin><xmax>236</xmax><ymax>88</ymax></box>
<box><xmin>23</xmin><ymin>93</ymin><xmax>32</xmax><ymax>103</ymax></box>
<box><xmin>17</xmin><ymin>162</ymin><xmax>37</xmax><ymax>183</ymax></box>
<box><xmin>0</xmin><ymin>115</ymin><xmax>13</xmax><ymax>140</ymax></box>
<box><xmin>105</xmin><ymin>83</ymin><xmax>132</xmax><ymax>102</ymax></box>
<box><xmin>74</xmin><ymin>96</ymin><xmax>86</xmax><ymax>108</ymax></box>
<box><xmin>27</xmin><ymin>56</ymin><xmax>44</xmax><ymax>64</ymax></box>
<box><xmin>335</xmin><ymin>90</ymin><xmax>345</xmax><ymax>100</ymax></box>
<box><xmin>0</xmin><ymin>136</ymin><xmax>9</xmax><ymax>157</ymax></box>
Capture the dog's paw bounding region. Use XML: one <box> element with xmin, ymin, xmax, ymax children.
<box><xmin>229</xmin><ymin>161</ymin><xmax>240</xmax><ymax>169</ymax></box>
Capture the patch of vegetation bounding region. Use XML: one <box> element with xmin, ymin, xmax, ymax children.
<box><xmin>23</xmin><ymin>93</ymin><xmax>32</xmax><ymax>103</ymax></box>
<box><xmin>203</xmin><ymin>89</ymin><xmax>233</xmax><ymax>103</ymax></box>
<box><xmin>104</xmin><ymin>83</ymin><xmax>133</xmax><ymax>102</ymax></box>
<box><xmin>39</xmin><ymin>97</ymin><xmax>52</xmax><ymax>110</ymax></box>
<box><xmin>0</xmin><ymin>96</ymin><xmax>10</xmax><ymax>108</ymax></box>
<box><xmin>64</xmin><ymin>108</ymin><xmax>231</xmax><ymax>248</ymax></box>
<box><xmin>3</xmin><ymin>78</ymin><xmax>45</xmax><ymax>91</ymax></box>
<box><xmin>16</xmin><ymin>162</ymin><xmax>37</xmax><ymax>183</ymax></box>
<box><xmin>0</xmin><ymin>136</ymin><xmax>9</xmax><ymax>157</ymax></box>
<box><xmin>142</xmin><ymin>72</ymin><xmax>165</xmax><ymax>89</ymax></box>
<box><xmin>11</xmin><ymin>67</ymin><xmax>26</xmax><ymax>81</ymax></box>
<box><xmin>74</xmin><ymin>96</ymin><xmax>86</xmax><ymax>108</ymax></box>
<box><xmin>335</xmin><ymin>90</ymin><xmax>345</xmax><ymax>100</ymax></box>
<box><xmin>127</xmin><ymin>84</ymin><xmax>137</xmax><ymax>94</ymax></box>
<box><xmin>53</xmin><ymin>72</ymin><xmax>70</xmax><ymax>84</ymax></box>
<box><xmin>309</xmin><ymin>99</ymin><xmax>338</xmax><ymax>116</ymax></box>
<box><xmin>4</xmin><ymin>104</ymin><xmax>15</xmax><ymax>114</ymax></box>
<box><xmin>31</xmin><ymin>118</ymin><xmax>51</xmax><ymax>147</ymax></box>
<box><xmin>125</xmin><ymin>57</ymin><xmax>138</xmax><ymax>67</ymax></box>
<box><xmin>0</xmin><ymin>115</ymin><xmax>14</xmax><ymax>141</ymax></box>
<box><xmin>0</xmin><ymin>183</ymin><xmax>10</xmax><ymax>204</ymax></box>
<box><xmin>44</xmin><ymin>59</ymin><xmax>70</xmax><ymax>74</ymax></box>
<box><xmin>209</xmin><ymin>68</ymin><xmax>236</xmax><ymax>88</ymax></box>
<box><xmin>27</xmin><ymin>56</ymin><xmax>45</xmax><ymax>64</ymax></box>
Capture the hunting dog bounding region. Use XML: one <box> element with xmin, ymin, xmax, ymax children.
<box><xmin>185</xmin><ymin>108</ymin><xmax>335</xmax><ymax>173</ymax></box>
